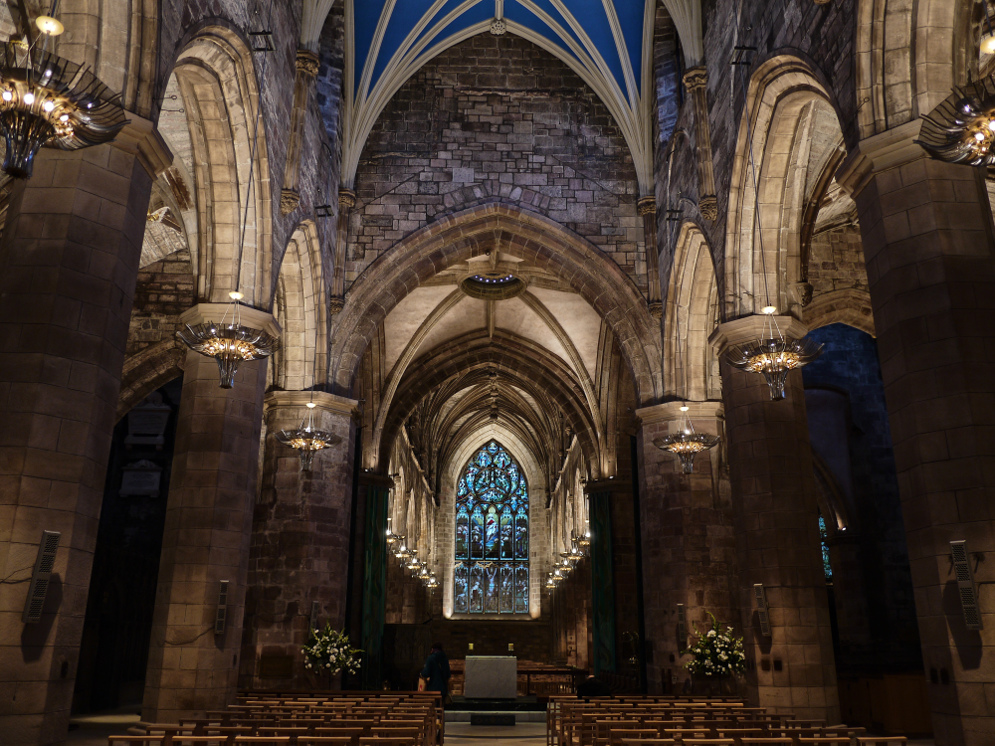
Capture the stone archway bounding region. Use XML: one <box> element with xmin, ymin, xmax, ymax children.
<box><xmin>329</xmin><ymin>202</ymin><xmax>662</xmax><ymax>406</ymax></box>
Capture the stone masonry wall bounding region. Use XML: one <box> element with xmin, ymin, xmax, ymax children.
<box><xmin>349</xmin><ymin>33</ymin><xmax>644</xmax><ymax>293</ymax></box>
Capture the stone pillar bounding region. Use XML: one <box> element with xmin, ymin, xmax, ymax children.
<box><xmin>239</xmin><ymin>391</ymin><xmax>358</xmax><ymax>690</ymax></box>
<box><xmin>0</xmin><ymin>123</ymin><xmax>169</xmax><ymax>746</ymax></box>
<box><xmin>683</xmin><ymin>68</ymin><xmax>718</xmax><ymax>221</ymax></box>
<box><xmin>710</xmin><ymin>315</ymin><xmax>840</xmax><ymax>722</ymax></box>
<box><xmin>838</xmin><ymin>122</ymin><xmax>995</xmax><ymax>746</ymax></box>
<box><xmin>358</xmin><ymin>473</ymin><xmax>390</xmax><ymax>689</ymax></box>
<box><xmin>636</xmin><ymin>401</ymin><xmax>735</xmax><ymax>694</ymax></box>
<box><xmin>142</xmin><ymin>303</ymin><xmax>278</xmax><ymax>722</ymax></box>
<box><xmin>280</xmin><ymin>49</ymin><xmax>321</xmax><ymax>215</ymax></box>
<box><xmin>329</xmin><ymin>189</ymin><xmax>356</xmax><ymax>314</ymax></box>
<box><xmin>638</xmin><ymin>196</ymin><xmax>663</xmax><ymax>318</ymax></box>
<box><xmin>586</xmin><ymin>480</ymin><xmax>617</xmax><ymax>675</ymax></box>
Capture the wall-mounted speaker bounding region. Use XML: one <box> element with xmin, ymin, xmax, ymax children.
<box><xmin>22</xmin><ymin>531</ymin><xmax>61</xmax><ymax>624</ymax></box>
<box><xmin>676</xmin><ymin>603</ymin><xmax>687</xmax><ymax>651</ymax></box>
<box><xmin>215</xmin><ymin>580</ymin><xmax>230</xmax><ymax>635</ymax></box>
<box><xmin>753</xmin><ymin>583</ymin><xmax>772</xmax><ymax>638</ymax></box>
<box><xmin>950</xmin><ymin>541</ymin><xmax>983</xmax><ymax>631</ymax></box>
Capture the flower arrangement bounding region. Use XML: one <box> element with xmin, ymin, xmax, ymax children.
<box><xmin>683</xmin><ymin>612</ymin><xmax>746</xmax><ymax>678</ymax></box>
<box><xmin>302</xmin><ymin>623</ymin><xmax>363</xmax><ymax>676</ymax></box>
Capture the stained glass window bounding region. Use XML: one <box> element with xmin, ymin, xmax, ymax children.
<box><xmin>819</xmin><ymin>515</ymin><xmax>833</xmax><ymax>581</ymax></box>
<box><xmin>454</xmin><ymin>441</ymin><xmax>529</xmax><ymax>614</ymax></box>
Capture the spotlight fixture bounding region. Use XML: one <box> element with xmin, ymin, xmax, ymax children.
<box><xmin>0</xmin><ymin>32</ymin><xmax>127</xmax><ymax>178</ymax></box>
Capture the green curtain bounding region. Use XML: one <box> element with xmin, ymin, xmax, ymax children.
<box><xmin>589</xmin><ymin>489</ymin><xmax>616</xmax><ymax>675</ymax></box>
<box><xmin>360</xmin><ymin>484</ymin><xmax>388</xmax><ymax>689</ymax></box>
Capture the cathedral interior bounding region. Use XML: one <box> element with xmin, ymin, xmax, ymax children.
<box><xmin>0</xmin><ymin>1</ymin><xmax>992</xmax><ymax>745</ymax></box>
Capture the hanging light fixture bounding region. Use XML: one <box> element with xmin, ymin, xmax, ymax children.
<box><xmin>177</xmin><ymin>18</ymin><xmax>279</xmax><ymax>386</ymax></box>
<box><xmin>722</xmin><ymin>308</ymin><xmax>824</xmax><ymax>400</ymax></box>
<box><xmin>385</xmin><ymin>518</ymin><xmax>403</xmax><ymax>547</ymax></box>
<box><xmin>720</xmin><ymin>60</ymin><xmax>822</xmax><ymax>399</ymax></box>
<box><xmin>545</xmin><ymin>573</ymin><xmax>557</xmax><ymax>590</ymax></box>
<box><xmin>916</xmin><ymin>75</ymin><xmax>995</xmax><ymax>166</ymax></box>
<box><xmin>654</xmin><ymin>304</ymin><xmax>720</xmax><ymax>472</ymax></box>
<box><xmin>274</xmin><ymin>317</ymin><xmax>340</xmax><ymax>470</ymax></box>
<box><xmin>654</xmin><ymin>405</ymin><xmax>720</xmax><ymax>475</ymax></box>
<box><xmin>0</xmin><ymin>11</ymin><xmax>127</xmax><ymax>178</ymax></box>
<box><xmin>394</xmin><ymin>543</ymin><xmax>412</xmax><ymax>561</ymax></box>
<box><xmin>425</xmin><ymin>572</ymin><xmax>439</xmax><ymax>589</ymax></box>
<box><xmin>560</xmin><ymin>542</ymin><xmax>584</xmax><ymax>564</ymax></box>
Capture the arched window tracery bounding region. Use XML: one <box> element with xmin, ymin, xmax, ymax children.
<box><xmin>454</xmin><ymin>441</ymin><xmax>529</xmax><ymax>614</ymax></box>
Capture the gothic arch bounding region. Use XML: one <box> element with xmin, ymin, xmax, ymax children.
<box><xmin>270</xmin><ymin>222</ymin><xmax>328</xmax><ymax>391</ymax></box>
<box><xmin>117</xmin><ymin>341</ymin><xmax>185</xmax><ymax>421</ymax></box>
<box><xmin>855</xmin><ymin>0</ymin><xmax>977</xmax><ymax>140</ymax></box>
<box><xmin>328</xmin><ymin>202</ymin><xmax>662</xmax><ymax>405</ymax></box>
<box><xmin>167</xmin><ymin>25</ymin><xmax>273</xmax><ymax>307</ymax></box>
<box><xmin>664</xmin><ymin>223</ymin><xmax>721</xmax><ymax>402</ymax></box>
<box><xmin>725</xmin><ymin>55</ymin><xmax>850</xmax><ymax>321</ymax></box>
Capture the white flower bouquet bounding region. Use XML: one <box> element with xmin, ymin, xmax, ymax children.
<box><xmin>683</xmin><ymin>612</ymin><xmax>746</xmax><ymax>678</ymax></box>
<box><xmin>302</xmin><ymin>623</ymin><xmax>363</xmax><ymax>676</ymax></box>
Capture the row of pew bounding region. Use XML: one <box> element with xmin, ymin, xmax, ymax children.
<box><xmin>546</xmin><ymin>696</ymin><xmax>910</xmax><ymax>746</ymax></box>
<box><xmin>107</xmin><ymin>692</ymin><xmax>443</xmax><ymax>746</ymax></box>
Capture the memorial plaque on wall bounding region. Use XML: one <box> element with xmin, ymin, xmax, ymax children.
<box><xmin>120</xmin><ymin>460</ymin><xmax>163</xmax><ymax>497</ymax></box>
<box><xmin>125</xmin><ymin>393</ymin><xmax>172</xmax><ymax>447</ymax></box>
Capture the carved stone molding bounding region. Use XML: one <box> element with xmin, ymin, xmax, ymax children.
<box><xmin>280</xmin><ymin>189</ymin><xmax>301</xmax><ymax>215</ymax></box>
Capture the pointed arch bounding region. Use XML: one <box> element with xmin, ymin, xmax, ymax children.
<box><xmin>270</xmin><ymin>222</ymin><xmax>329</xmax><ymax>391</ymax></box>
<box><xmin>169</xmin><ymin>25</ymin><xmax>273</xmax><ymax>307</ymax></box>
<box><xmin>724</xmin><ymin>55</ymin><xmax>847</xmax><ymax>320</ymax></box>
<box><xmin>664</xmin><ymin>222</ymin><xmax>720</xmax><ymax>402</ymax></box>
<box><xmin>329</xmin><ymin>202</ymin><xmax>662</xmax><ymax>405</ymax></box>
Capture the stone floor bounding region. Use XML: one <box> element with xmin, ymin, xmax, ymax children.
<box><xmin>67</xmin><ymin>713</ymin><xmax>935</xmax><ymax>746</ymax></box>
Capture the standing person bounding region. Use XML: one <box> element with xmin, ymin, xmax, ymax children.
<box><xmin>420</xmin><ymin>642</ymin><xmax>451</xmax><ymax>698</ymax></box>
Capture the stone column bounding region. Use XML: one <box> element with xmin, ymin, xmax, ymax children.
<box><xmin>0</xmin><ymin>123</ymin><xmax>170</xmax><ymax>746</ymax></box>
<box><xmin>838</xmin><ymin>122</ymin><xmax>995</xmax><ymax>746</ymax></box>
<box><xmin>239</xmin><ymin>391</ymin><xmax>358</xmax><ymax>690</ymax></box>
<box><xmin>636</xmin><ymin>401</ymin><xmax>735</xmax><ymax>694</ymax></box>
<box><xmin>329</xmin><ymin>189</ymin><xmax>356</xmax><ymax>314</ymax></box>
<box><xmin>279</xmin><ymin>49</ymin><xmax>321</xmax><ymax>215</ymax></box>
<box><xmin>710</xmin><ymin>316</ymin><xmax>840</xmax><ymax>722</ymax></box>
<box><xmin>683</xmin><ymin>68</ymin><xmax>718</xmax><ymax>221</ymax></box>
<box><xmin>638</xmin><ymin>196</ymin><xmax>663</xmax><ymax>318</ymax></box>
<box><xmin>142</xmin><ymin>303</ymin><xmax>278</xmax><ymax>722</ymax></box>
<box><xmin>586</xmin><ymin>480</ymin><xmax>617</xmax><ymax>675</ymax></box>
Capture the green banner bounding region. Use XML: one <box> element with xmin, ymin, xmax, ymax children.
<box><xmin>360</xmin><ymin>484</ymin><xmax>388</xmax><ymax>689</ymax></box>
<box><xmin>590</xmin><ymin>489</ymin><xmax>616</xmax><ymax>675</ymax></box>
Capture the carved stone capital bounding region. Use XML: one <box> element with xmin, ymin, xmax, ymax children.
<box><xmin>637</xmin><ymin>196</ymin><xmax>656</xmax><ymax>216</ymax></box>
<box><xmin>683</xmin><ymin>66</ymin><xmax>708</xmax><ymax>92</ymax></box>
<box><xmin>338</xmin><ymin>189</ymin><xmax>357</xmax><ymax>209</ymax></box>
<box><xmin>280</xmin><ymin>189</ymin><xmax>301</xmax><ymax>215</ymax></box>
<box><xmin>698</xmin><ymin>195</ymin><xmax>718</xmax><ymax>221</ymax></box>
<box><xmin>295</xmin><ymin>49</ymin><xmax>320</xmax><ymax>78</ymax></box>
<box><xmin>329</xmin><ymin>296</ymin><xmax>346</xmax><ymax>315</ymax></box>
<box><xmin>113</xmin><ymin>115</ymin><xmax>174</xmax><ymax>178</ymax></box>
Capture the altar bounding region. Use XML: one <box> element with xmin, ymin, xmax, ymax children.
<box><xmin>462</xmin><ymin>655</ymin><xmax>517</xmax><ymax>698</ymax></box>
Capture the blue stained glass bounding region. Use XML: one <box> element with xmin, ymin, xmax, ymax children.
<box><xmin>454</xmin><ymin>440</ymin><xmax>529</xmax><ymax>614</ymax></box>
<box><xmin>819</xmin><ymin>515</ymin><xmax>833</xmax><ymax>580</ymax></box>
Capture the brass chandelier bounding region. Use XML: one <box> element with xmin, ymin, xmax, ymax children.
<box><xmin>917</xmin><ymin>75</ymin><xmax>995</xmax><ymax>166</ymax></box>
<box><xmin>0</xmin><ymin>15</ymin><xmax>127</xmax><ymax>178</ymax></box>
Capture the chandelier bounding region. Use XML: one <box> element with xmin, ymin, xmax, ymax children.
<box><xmin>274</xmin><ymin>402</ymin><xmax>341</xmax><ymax>471</ymax></box>
<box><xmin>560</xmin><ymin>542</ymin><xmax>584</xmax><ymax>563</ymax></box>
<box><xmin>0</xmin><ymin>19</ymin><xmax>127</xmax><ymax>178</ymax></box>
<box><xmin>177</xmin><ymin>292</ymin><xmax>279</xmax><ymax>388</ymax></box>
<box><xmin>916</xmin><ymin>76</ymin><xmax>995</xmax><ymax>166</ymax></box>
<box><xmin>723</xmin><ymin>308</ymin><xmax>823</xmax><ymax>401</ymax></box>
<box><xmin>653</xmin><ymin>405</ymin><xmax>720</xmax><ymax>475</ymax></box>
